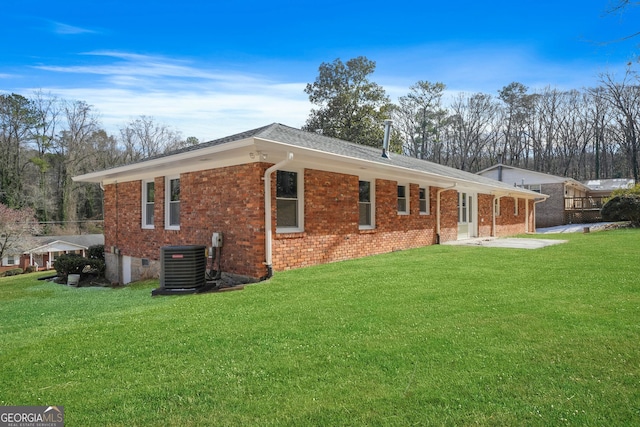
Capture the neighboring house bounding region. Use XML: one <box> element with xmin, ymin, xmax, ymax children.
<box><xmin>74</xmin><ymin>123</ymin><xmax>546</xmax><ymax>284</ymax></box>
<box><xmin>0</xmin><ymin>234</ymin><xmax>104</xmax><ymax>272</ymax></box>
<box><xmin>1</xmin><ymin>252</ymin><xmax>22</xmax><ymax>270</ymax></box>
<box><xmin>583</xmin><ymin>178</ymin><xmax>635</xmax><ymax>198</ymax></box>
<box><xmin>477</xmin><ymin>163</ymin><xmax>627</xmax><ymax>227</ymax></box>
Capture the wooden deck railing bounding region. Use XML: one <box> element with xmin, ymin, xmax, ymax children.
<box><xmin>564</xmin><ymin>196</ymin><xmax>607</xmax><ymax>223</ymax></box>
<box><xmin>564</xmin><ymin>196</ymin><xmax>606</xmax><ymax>210</ymax></box>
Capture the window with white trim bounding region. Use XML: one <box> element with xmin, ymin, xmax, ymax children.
<box><xmin>397</xmin><ymin>185</ymin><xmax>408</xmax><ymax>214</ymax></box>
<box><xmin>276</xmin><ymin>170</ymin><xmax>303</xmax><ymax>232</ymax></box>
<box><xmin>359</xmin><ymin>180</ymin><xmax>374</xmax><ymax>229</ymax></box>
<box><xmin>7</xmin><ymin>255</ymin><xmax>16</xmax><ymax>265</ymax></box>
<box><xmin>419</xmin><ymin>187</ymin><xmax>430</xmax><ymax>214</ymax></box>
<box><xmin>165</xmin><ymin>176</ymin><xmax>180</xmax><ymax>230</ymax></box>
<box><xmin>142</xmin><ymin>180</ymin><xmax>155</xmax><ymax>229</ymax></box>
<box><xmin>495</xmin><ymin>197</ymin><xmax>501</xmax><ymax>216</ymax></box>
<box><xmin>514</xmin><ymin>197</ymin><xmax>519</xmax><ymax>216</ymax></box>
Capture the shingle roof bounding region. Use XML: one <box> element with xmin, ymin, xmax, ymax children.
<box><xmin>248</xmin><ymin>123</ymin><xmax>538</xmax><ymax>194</ymax></box>
<box><xmin>75</xmin><ymin>123</ymin><xmax>543</xmax><ymax>197</ymax></box>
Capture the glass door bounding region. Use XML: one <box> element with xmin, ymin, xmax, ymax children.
<box><xmin>458</xmin><ymin>192</ymin><xmax>476</xmax><ymax>239</ymax></box>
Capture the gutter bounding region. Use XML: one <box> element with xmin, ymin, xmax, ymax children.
<box><xmin>263</xmin><ymin>152</ymin><xmax>294</xmax><ymax>279</ymax></box>
<box><xmin>436</xmin><ymin>184</ymin><xmax>456</xmax><ymax>244</ymax></box>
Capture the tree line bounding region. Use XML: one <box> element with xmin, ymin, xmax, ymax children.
<box><xmin>0</xmin><ymin>92</ymin><xmax>196</xmax><ymax>233</ymax></box>
<box><xmin>1</xmin><ymin>57</ymin><xmax>639</xmax><ymax>232</ymax></box>
<box><xmin>303</xmin><ymin>57</ymin><xmax>640</xmax><ymax>183</ymax></box>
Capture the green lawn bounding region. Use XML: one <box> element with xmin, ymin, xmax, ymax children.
<box><xmin>1</xmin><ymin>230</ymin><xmax>639</xmax><ymax>426</ymax></box>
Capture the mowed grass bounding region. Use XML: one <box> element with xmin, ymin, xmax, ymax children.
<box><xmin>1</xmin><ymin>230</ymin><xmax>639</xmax><ymax>426</ymax></box>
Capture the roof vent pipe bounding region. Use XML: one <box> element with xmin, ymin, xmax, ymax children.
<box><xmin>382</xmin><ymin>119</ymin><xmax>393</xmax><ymax>159</ymax></box>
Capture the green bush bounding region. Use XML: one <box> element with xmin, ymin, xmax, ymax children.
<box><xmin>601</xmin><ymin>194</ymin><xmax>640</xmax><ymax>226</ymax></box>
<box><xmin>88</xmin><ymin>245</ymin><xmax>105</xmax><ymax>261</ymax></box>
<box><xmin>609</xmin><ymin>183</ymin><xmax>640</xmax><ymax>199</ymax></box>
<box><xmin>54</xmin><ymin>254</ymin><xmax>105</xmax><ymax>280</ymax></box>
<box><xmin>3</xmin><ymin>268</ymin><xmax>24</xmax><ymax>277</ymax></box>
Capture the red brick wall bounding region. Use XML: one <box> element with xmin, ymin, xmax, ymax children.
<box><xmin>438</xmin><ymin>190</ymin><xmax>458</xmax><ymax>243</ymax></box>
<box><xmin>104</xmin><ymin>164</ymin><xmax>268</xmax><ymax>278</ymax></box>
<box><xmin>477</xmin><ymin>194</ymin><xmax>494</xmax><ymax>237</ymax></box>
<box><xmin>272</xmin><ymin>172</ymin><xmax>441</xmax><ymax>271</ymax></box>
<box><xmin>103</xmin><ymin>164</ymin><xmax>534</xmax><ymax>280</ymax></box>
<box><xmin>495</xmin><ymin>196</ymin><xmax>528</xmax><ymax>236</ymax></box>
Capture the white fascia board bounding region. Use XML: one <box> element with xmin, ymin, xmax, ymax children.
<box><xmin>73</xmin><ymin>138</ymin><xmax>256</xmax><ymax>184</ymax></box>
<box><xmin>26</xmin><ymin>240</ymin><xmax>87</xmax><ymax>254</ymax></box>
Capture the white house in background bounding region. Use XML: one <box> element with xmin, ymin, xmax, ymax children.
<box><xmin>1</xmin><ymin>234</ymin><xmax>104</xmax><ymax>272</ymax></box>
<box><xmin>477</xmin><ymin>163</ymin><xmax>591</xmax><ymax>228</ymax></box>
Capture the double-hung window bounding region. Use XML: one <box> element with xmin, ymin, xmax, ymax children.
<box><xmin>142</xmin><ymin>180</ymin><xmax>155</xmax><ymax>229</ymax></box>
<box><xmin>276</xmin><ymin>170</ymin><xmax>303</xmax><ymax>232</ymax></box>
<box><xmin>419</xmin><ymin>187</ymin><xmax>430</xmax><ymax>214</ymax></box>
<box><xmin>359</xmin><ymin>180</ymin><xmax>374</xmax><ymax>229</ymax></box>
<box><xmin>397</xmin><ymin>185</ymin><xmax>408</xmax><ymax>214</ymax></box>
<box><xmin>165</xmin><ymin>176</ymin><xmax>180</xmax><ymax>230</ymax></box>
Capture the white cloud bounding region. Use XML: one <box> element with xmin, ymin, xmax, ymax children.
<box><xmin>50</xmin><ymin>21</ymin><xmax>97</xmax><ymax>35</ymax></box>
<box><xmin>26</xmin><ymin>52</ymin><xmax>311</xmax><ymax>140</ymax></box>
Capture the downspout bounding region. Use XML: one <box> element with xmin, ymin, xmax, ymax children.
<box><xmin>492</xmin><ymin>195</ymin><xmax>497</xmax><ymax>237</ymax></box>
<box><xmin>263</xmin><ymin>152</ymin><xmax>294</xmax><ymax>280</ymax></box>
<box><xmin>436</xmin><ymin>184</ymin><xmax>456</xmax><ymax>244</ymax></box>
<box><xmin>533</xmin><ymin>198</ymin><xmax>546</xmax><ymax>233</ymax></box>
<box><xmin>525</xmin><ymin>197</ymin><xmax>530</xmax><ymax>233</ymax></box>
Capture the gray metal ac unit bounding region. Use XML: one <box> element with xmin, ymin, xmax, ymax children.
<box><xmin>159</xmin><ymin>245</ymin><xmax>206</xmax><ymax>291</ymax></box>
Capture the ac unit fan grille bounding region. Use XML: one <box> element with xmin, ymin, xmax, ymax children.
<box><xmin>160</xmin><ymin>245</ymin><xmax>206</xmax><ymax>289</ymax></box>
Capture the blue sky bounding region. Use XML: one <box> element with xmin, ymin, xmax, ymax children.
<box><xmin>2</xmin><ymin>0</ymin><xmax>638</xmax><ymax>141</ymax></box>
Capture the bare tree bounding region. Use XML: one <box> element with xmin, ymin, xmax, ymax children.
<box><xmin>0</xmin><ymin>204</ymin><xmax>42</xmax><ymax>261</ymax></box>
<box><xmin>29</xmin><ymin>91</ymin><xmax>61</xmax><ymax>221</ymax></box>
<box><xmin>119</xmin><ymin>115</ymin><xmax>183</xmax><ymax>162</ymax></box>
<box><xmin>52</xmin><ymin>100</ymin><xmax>102</xmax><ymax>226</ymax></box>
<box><xmin>0</xmin><ymin>94</ymin><xmax>38</xmax><ymax>208</ymax></box>
<box><xmin>497</xmin><ymin>82</ymin><xmax>538</xmax><ymax>167</ymax></box>
<box><xmin>448</xmin><ymin>92</ymin><xmax>499</xmax><ymax>171</ymax></box>
<box><xmin>597</xmin><ymin>69</ymin><xmax>640</xmax><ymax>181</ymax></box>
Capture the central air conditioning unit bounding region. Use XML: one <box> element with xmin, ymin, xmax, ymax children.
<box><xmin>152</xmin><ymin>245</ymin><xmax>207</xmax><ymax>295</ymax></box>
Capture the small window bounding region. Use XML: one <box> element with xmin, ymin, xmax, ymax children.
<box><xmin>359</xmin><ymin>180</ymin><xmax>374</xmax><ymax>228</ymax></box>
<box><xmin>524</xmin><ymin>184</ymin><xmax>541</xmax><ymax>193</ymax></box>
<box><xmin>495</xmin><ymin>197</ymin><xmax>501</xmax><ymax>217</ymax></box>
<box><xmin>165</xmin><ymin>176</ymin><xmax>180</xmax><ymax>230</ymax></box>
<box><xmin>514</xmin><ymin>197</ymin><xmax>519</xmax><ymax>216</ymax></box>
<box><xmin>397</xmin><ymin>185</ymin><xmax>408</xmax><ymax>214</ymax></box>
<box><xmin>7</xmin><ymin>255</ymin><xmax>16</xmax><ymax>265</ymax></box>
<box><xmin>276</xmin><ymin>170</ymin><xmax>303</xmax><ymax>231</ymax></box>
<box><xmin>142</xmin><ymin>180</ymin><xmax>155</xmax><ymax>229</ymax></box>
<box><xmin>419</xmin><ymin>187</ymin><xmax>430</xmax><ymax>214</ymax></box>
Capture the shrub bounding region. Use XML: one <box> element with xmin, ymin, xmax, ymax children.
<box><xmin>54</xmin><ymin>254</ymin><xmax>105</xmax><ymax>281</ymax></box>
<box><xmin>601</xmin><ymin>194</ymin><xmax>640</xmax><ymax>226</ymax></box>
<box><xmin>609</xmin><ymin>183</ymin><xmax>640</xmax><ymax>199</ymax></box>
<box><xmin>3</xmin><ymin>268</ymin><xmax>24</xmax><ymax>277</ymax></box>
<box><xmin>87</xmin><ymin>245</ymin><xmax>105</xmax><ymax>261</ymax></box>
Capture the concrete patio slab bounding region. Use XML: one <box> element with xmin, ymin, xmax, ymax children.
<box><xmin>443</xmin><ymin>237</ymin><xmax>568</xmax><ymax>249</ymax></box>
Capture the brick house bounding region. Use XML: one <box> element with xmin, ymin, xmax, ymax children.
<box><xmin>74</xmin><ymin>124</ymin><xmax>546</xmax><ymax>284</ymax></box>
